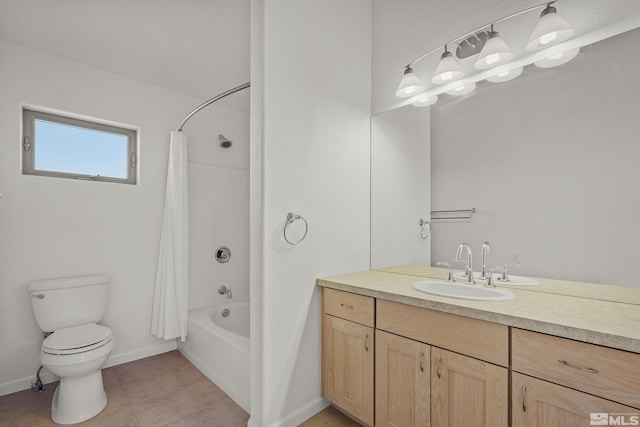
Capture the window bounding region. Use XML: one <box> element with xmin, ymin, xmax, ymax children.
<box><xmin>22</xmin><ymin>108</ymin><xmax>137</xmax><ymax>184</ymax></box>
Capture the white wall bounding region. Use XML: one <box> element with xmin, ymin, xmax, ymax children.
<box><xmin>371</xmin><ymin>105</ymin><xmax>431</xmax><ymax>269</ymax></box>
<box><xmin>0</xmin><ymin>40</ymin><xmax>247</xmax><ymax>395</ymax></box>
<box><xmin>431</xmin><ymin>29</ymin><xmax>640</xmax><ymax>287</ymax></box>
<box><xmin>250</xmin><ymin>1</ymin><xmax>372</xmax><ymax>426</ymax></box>
<box><xmin>186</xmin><ymin>100</ymin><xmax>250</xmax><ymax>308</ymax></box>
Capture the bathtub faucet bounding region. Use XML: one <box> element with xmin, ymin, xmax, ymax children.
<box><xmin>218</xmin><ymin>285</ymin><xmax>232</xmax><ymax>299</ymax></box>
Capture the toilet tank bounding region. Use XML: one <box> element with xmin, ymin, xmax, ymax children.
<box><xmin>27</xmin><ymin>274</ymin><xmax>111</xmax><ymax>332</ymax></box>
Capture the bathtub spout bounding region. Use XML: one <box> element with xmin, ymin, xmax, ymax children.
<box><xmin>218</xmin><ymin>285</ymin><xmax>232</xmax><ymax>299</ymax></box>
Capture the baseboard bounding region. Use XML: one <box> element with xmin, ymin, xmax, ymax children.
<box><xmin>275</xmin><ymin>397</ymin><xmax>328</xmax><ymax>427</ymax></box>
<box><xmin>247</xmin><ymin>396</ymin><xmax>328</xmax><ymax>427</ymax></box>
<box><xmin>0</xmin><ymin>370</ymin><xmax>59</xmax><ymax>397</ymax></box>
<box><xmin>104</xmin><ymin>340</ymin><xmax>177</xmax><ymax>368</ymax></box>
<box><xmin>0</xmin><ymin>340</ymin><xmax>177</xmax><ymax>397</ymax></box>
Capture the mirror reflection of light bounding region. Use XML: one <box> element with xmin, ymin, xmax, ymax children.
<box><xmin>486</xmin><ymin>66</ymin><xmax>523</xmax><ymax>83</ymax></box>
<box><xmin>534</xmin><ymin>47</ymin><xmax>580</xmax><ymax>68</ymax></box>
<box><xmin>411</xmin><ymin>94</ymin><xmax>438</xmax><ymax>107</ymax></box>
<box><xmin>446</xmin><ymin>82</ymin><xmax>476</xmax><ymax>96</ymax></box>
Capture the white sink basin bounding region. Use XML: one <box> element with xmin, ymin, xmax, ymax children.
<box><xmin>454</xmin><ymin>272</ymin><xmax>538</xmax><ymax>286</ymax></box>
<box><xmin>412</xmin><ymin>281</ymin><xmax>515</xmax><ymax>301</ymax></box>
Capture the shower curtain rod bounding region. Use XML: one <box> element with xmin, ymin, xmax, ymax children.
<box><xmin>177</xmin><ymin>82</ymin><xmax>250</xmax><ymax>131</ymax></box>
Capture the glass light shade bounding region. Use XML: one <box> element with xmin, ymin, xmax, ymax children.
<box><xmin>411</xmin><ymin>94</ymin><xmax>438</xmax><ymax>107</ymax></box>
<box><xmin>396</xmin><ymin>66</ymin><xmax>426</xmax><ymax>98</ymax></box>
<box><xmin>486</xmin><ymin>66</ymin><xmax>523</xmax><ymax>83</ymax></box>
<box><xmin>534</xmin><ymin>47</ymin><xmax>580</xmax><ymax>68</ymax></box>
<box><xmin>431</xmin><ymin>50</ymin><xmax>464</xmax><ymax>84</ymax></box>
<box><xmin>474</xmin><ymin>31</ymin><xmax>514</xmax><ymax>70</ymax></box>
<box><xmin>446</xmin><ymin>82</ymin><xmax>476</xmax><ymax>96</ymax></box>
<box><xmin>526</xmin><ymin>6</ymin><xmax>574</xmax><ymax>51</ymax></box>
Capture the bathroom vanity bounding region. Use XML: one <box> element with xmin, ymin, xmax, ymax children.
<box><xmin>317</xmin><ymin>266</ymin><xmax>640</xmax><ymax>427</ymax></box>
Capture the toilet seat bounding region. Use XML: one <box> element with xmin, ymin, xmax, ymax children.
<box><xmin>42</xmin><ymin>323</ymin><xmax>112</xmax><ymax>356</ymax></box>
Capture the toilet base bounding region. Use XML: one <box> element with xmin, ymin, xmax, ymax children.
<box><xmin>51</xmin><ymin>370</ymin><xmax>107</xmax><ymax>425</ymax></box>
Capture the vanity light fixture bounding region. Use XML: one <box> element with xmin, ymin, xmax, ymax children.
<box><xmin>534</xmin><ymin>47</ymin><xmax>580</xmax><ymax>68</ymax></box>
<box><xmin>446</xmin><ymin>82</ymin><xmax>476</xmax><ymax>96</ymax></box>
<box><xmin>486</xmin><ymin>66</ymin><xmax>524</xmax><ymax>83</ymax></box>
<box><xmin>395</xmin><ymin>1</ymin><xmax>578</xmax><ymax>104</ymax></box>
<box><xmin>395</xmin><ymin>66</ymin><xmax>426</xmax><ymax>98</ymax></box>
<box><xmin>474</xmin><ymin>25</ymin><xmax>514</xmax><ymax>69</ymax></box>
<box><xmin>411</xmin><ymin>94</ymin><xmax>439</xmax><ymax>107</ymax></box>
<box><xmin>431</xmin><ymin>45</ymin><xmax>464</xmax><ymax>85</ymax></box>
<box><xmin>526</xmin><ymin>3</ymin><xmax>574</xmax><ymax>51</ymax></box>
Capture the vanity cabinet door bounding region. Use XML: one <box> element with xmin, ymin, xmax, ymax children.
<box><xmin>431</xmin><ymin>347</ymin><xmax>508</xmax><ymax>427</ymax></box>
<box><xmin>513</xmin><ymin>373</ymin><xmax>639</xmax><ymax>427</ymax></box>
<box><xmin>322</xmin><ymin>314</ymin><xmax>374</xmax><ymax>426</ymax></box>
<box><xmin>375</xmin><ymin>330</ymin><xmax>430</xmax><ymax>427</ymax></box>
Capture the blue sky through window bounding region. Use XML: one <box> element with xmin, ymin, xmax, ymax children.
<box><xmin>34</xmin><ymin>120</ymin><xmax>128</xmax><ymax>178</ymax></box>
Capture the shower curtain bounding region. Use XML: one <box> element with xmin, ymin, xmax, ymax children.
<box><xmin>151</xmin><ymin>131</ymin><xmax>189</xmax><ymax>342</ymax></box>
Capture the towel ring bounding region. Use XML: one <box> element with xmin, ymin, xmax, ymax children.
<box><xmin>284</xmin><ymin>212</ymin><xmax>308</xmax><ymax>245</ymax></box>
<box><xmin>419</xmin><ymin>219</ymin><xmax>431</xmax><ymax>240</ymax></box>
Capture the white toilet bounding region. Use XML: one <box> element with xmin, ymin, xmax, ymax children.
<box><xmin>27</xmin><ymin>274</ymin><xmax>114</xmax><ymax>425</ymax></box>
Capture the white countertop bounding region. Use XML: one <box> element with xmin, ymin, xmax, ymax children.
<box><xmin>317</xmin><ymin>266</ymin><xmax>640</xmax><ymax>354</ymax></box>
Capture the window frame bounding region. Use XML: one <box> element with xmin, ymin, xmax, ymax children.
<box><xmin>22</xmin><ymin>108</ymin><xmax>138</xmax><ymax>185</ymax></box>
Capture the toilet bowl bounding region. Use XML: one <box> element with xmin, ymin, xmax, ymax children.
<box><xmin>40</xmin><ymin>323</ymin><xmax>113</xmax><ymax>424</ymax></box>
<box><xmin>27</xmin><ymin>275</ymin><xmax>114</xmax><ymax>425</ymax></box>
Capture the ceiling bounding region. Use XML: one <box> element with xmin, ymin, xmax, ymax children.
<box><xmin>0</xmin><ymin>0</ymin><xmax>250</xmax><ymax>111</ymax></box>
<box><xmin>3</xmin><ymin>0</ymin><xmax>638</xmax><ymax>116</ymax></box>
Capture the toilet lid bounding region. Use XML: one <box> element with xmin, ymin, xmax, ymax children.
<box><xmin>43</xmin><ymin>323</ymin><xmax>112</xmax><ymax>354</ymax></box>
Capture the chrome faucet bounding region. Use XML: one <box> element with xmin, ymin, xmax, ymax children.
<box><xmin>218</xmin><ymin>285</ymin><xmax>232</xmax><ymax>299</ymax></box>
<box><xmin>455</xmin><ymin>243</ymin><xmax>475</xmax><ymax>284</ymax></box>
<box><xmin>436</xmin><ymin>261</ymin><xmax>455</xmax><ymax>282</ymax></box>
<box><xmin>480</xmin><ymin>241</ymin><xmax>491</xmax><ymax>280</ymax></box>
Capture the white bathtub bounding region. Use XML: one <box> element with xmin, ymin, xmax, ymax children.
<box><xmin>178</xmin><ymin>301</ymin><xmax>250</xmax><ymax>412</ymax></box>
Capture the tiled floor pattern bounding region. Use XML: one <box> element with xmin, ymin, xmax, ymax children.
<box><xmin>0</xmin><ymin>351</ymin><xmax>248</xmax><ymax>427</ymax></box>
<box><xmin>0</xmin><ymin>350</ymin><xmax>358</xmax><ymax>427</ymax></box>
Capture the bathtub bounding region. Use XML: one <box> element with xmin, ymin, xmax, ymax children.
<box><xmin>178</xmin><ymin>301</ymin><xmax>250</xmax><ymax>412</ymax></box>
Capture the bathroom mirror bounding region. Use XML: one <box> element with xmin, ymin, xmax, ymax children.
<box><xmin>370</xmin><ymin>12</ymin><xmax>640</xmax><ymax>302</ymax></box>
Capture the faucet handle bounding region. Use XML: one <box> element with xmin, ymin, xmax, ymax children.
<box><xmin>485</xmin><ymin>266</ymin><xmax>505</xmax><ymax>287</ymax></box>
<box><xmin>436</xmin><ymin>261</ymin><xmax>455</xmax><ymax>282</ymax></box>
<box><xmin>496</xmin><ymin>262</ymin><xmax>518</xmax><ymax>282</ymax></box>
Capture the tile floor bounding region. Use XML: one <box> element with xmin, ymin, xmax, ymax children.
<box><xmin>0</xmin><ymin>350</ymin><xmax>358</xmax><ymax>427</ymax></box>
<box><xmin>0</xmin><ymin>351</ymin><xmax>248</xmax><ymax>427</ymax></box>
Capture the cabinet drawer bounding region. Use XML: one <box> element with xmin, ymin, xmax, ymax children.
<box><xmin>377</xmin><ymin>299</ymin><xmax>509</xmax><ymax>367</ymax></box>
<box><xmin>323</xmin><ymin>288</ymin><xmax>374</xmax><ymax>327</ymax></box>
<box><xmin>512</xmin><ymin>328</ymin><xmax>640</xmax><ymax>409</ymax></box>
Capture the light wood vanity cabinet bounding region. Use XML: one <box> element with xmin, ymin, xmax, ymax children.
<box><xmin>321</xmin><ymin>287</ymin><xmax>639</xmax><ymax>427</ymax></box>
<box><xmin>375</xmin><ymin>329</ymin><xmax>430</xmax><ymax>427</ymax></box>
<box><xmin>511</xmin><ymin>328</ymin><xmax>640</xmax><ymax>427</ymax></box>
<box><xmin>431</xmin><ymin>347</ymin><xmax>508</xmax><ymax>427</ymax></box>
<box><xmin>376</xmin><ymin>299</ymin><xmax>509</xmax><ymax>427</ymax></box>
<box><xmin>322</xmin><ymin>288</ymin><xmax>509</xmax><ymax>427</ymax></box>
<box><xmin>512</xmin><ymin>373</ymin><xmax>638</xmax><ymax>427</ymax></box>
<box><xmin>322</xmin><ymin>288</ymin><xmax>375</xmax><ymax>426</ymax></box>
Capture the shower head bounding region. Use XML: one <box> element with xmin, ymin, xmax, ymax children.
<box><xmin>218</xmin><ymin>134</ymin><xmax>232</xmax><ymax>149</ymax></box>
